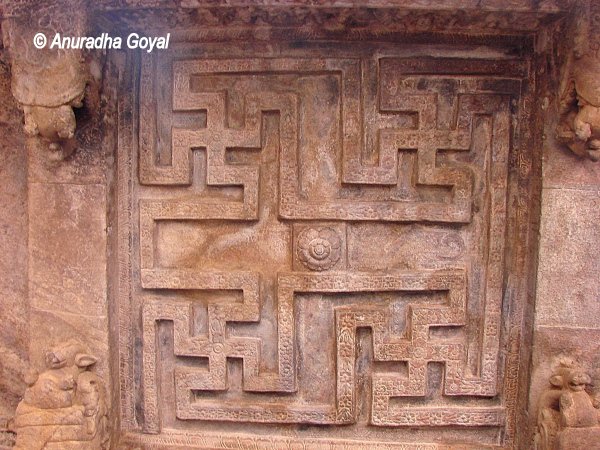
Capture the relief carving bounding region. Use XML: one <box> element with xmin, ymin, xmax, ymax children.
<box><xmin>12</xmin><ymin>339</ymin><xmax>109</xmax><ymax>450</ymax></box>
<box><xmin>1</xmin><ymin>1</ymin><xmax>99</xmax><ymax>158</ymax></box>
<box><xmin>296</xmin><ymin>227</ymin><xmax>342</xmax><ymax>271</ymax></box>
<box><xmin>534</xmin><ymin>358</ymin><xmax>600</xmax><ymax>450</ymax></box>
<box><xmin>117</xmin><ymin>46</ymin><xmax>534</xmax><ymax>448</ymax></box>
<box><xmin>557</xmin><ymin>0</ymin><xmax>600</xmax><ymax>161</ymax></box>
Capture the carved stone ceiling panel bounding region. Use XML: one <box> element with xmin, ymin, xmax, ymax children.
<box><xmin>117</xmin><ymin>40</ymin><xmax>536</xmax><ymax>448</ymax></box>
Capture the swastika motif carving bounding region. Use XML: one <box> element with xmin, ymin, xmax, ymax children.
<box><xmin>117</xmin><ymin>41</ymin><xmax>536</xmax><ymax>449</ymax></box>
<box><xmin>141</xmin><ymin>269</ymin><xmax>503</xmax><ymax>431</ymax></box>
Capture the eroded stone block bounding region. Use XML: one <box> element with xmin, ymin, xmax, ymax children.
<box><xmin>29</xmin><ymin>183</ymin><xmax>107</xmax><ymax>317</ymax></box>
<box><xmin>535</xmin><ymin>188</ymin><xmax>600</xmax><ymax>328</ymax></box>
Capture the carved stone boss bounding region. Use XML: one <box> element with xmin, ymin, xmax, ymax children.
<box><xmin>118</xmin><ymin>50</ymin><xmax>530</xmax><ymax>447</ymax></box>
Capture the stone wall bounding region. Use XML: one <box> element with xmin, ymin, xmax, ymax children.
<box><xmin>0</xmin><ymin>1</ymin><xmax>599</xmax><ymax>449</ymax></box>
<box><xmin>524</xmin><ymin>7</ymin><xmax>600</xmax><ymax>447</ymax></box>
<box><xmin>527</xmin><ymin>63</ymin><xmax>600</xmax><ymax>449</ymax></box>
<box><xmin>0</xmin><ymin>12</ymin><xmax>115</xmax><ymax>446</ymax></box>
<box><xmin>0</xmin><ymin>45</ymin><xmax>28</xmax><ymax>449</ymax></box>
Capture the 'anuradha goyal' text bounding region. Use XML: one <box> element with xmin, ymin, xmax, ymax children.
<box><xmin>50</xmin><ymin>32</ymin><xmax>170</xmax><ymax>53</ymax></box>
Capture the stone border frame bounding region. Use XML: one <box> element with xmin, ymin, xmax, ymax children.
<box><xmin>114</xmin><ymin>12</ymin><xmax>542</xmax><ymax>450</ymax></box>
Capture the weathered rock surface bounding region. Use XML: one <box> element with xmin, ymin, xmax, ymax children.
<box><xmin>0</xmin><ymin>1</ymin><xmax>599</xmax><ymax>449</ymax></box>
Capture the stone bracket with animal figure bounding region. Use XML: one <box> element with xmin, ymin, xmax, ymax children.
<box><xmin>534</xmin><ymin>357</ymin><xmax>600</xmax><ymax>450</ymax></box>
<box><xmin>1</xmin><ymin>1</ymin><xmax>102</xmax><ymax>160</ymax></box>
<box><xmin>556</xmin><ymin>0</ymin><xmax>600</xmax><ymax>162</ymax></box>
<box><xmin>10</xmin><ymin>339</ymin><xmax>109</xmax><ymax>450</ymax></box>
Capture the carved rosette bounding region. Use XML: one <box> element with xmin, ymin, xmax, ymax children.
<box><xmin>296</xmin><ymin>227</ymin><xmax>342</xmax><ymax>271</ymax></box>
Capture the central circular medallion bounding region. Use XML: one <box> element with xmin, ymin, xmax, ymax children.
<box><xmin>309</xmin><ymin>238</ymin><xmax>331</xmax><ymax>260</ymax></box>
<box><xmin>297</xmin><ymin>227</ymin><xmax>342</xmax><ymax>271</ymax></box>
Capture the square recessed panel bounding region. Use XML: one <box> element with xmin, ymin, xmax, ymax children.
<box><xmin>117</xmin><ymin>42</ymin><xmax>536</xmax><ymax>448</ymax></box>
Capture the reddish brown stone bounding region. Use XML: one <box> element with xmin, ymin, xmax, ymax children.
<box><xmin>1</xmin><ymin>1</ymin><xmax>599</xmax><ymax>449</ymax></box>
<box><xmin>535</xmin><ymin>188</ymin><xmax>600</xmax><ymax>328</ymax></box>
<box><xmin>557</xmin><ymin>428</ymin><xmax>600</xmax><ymax>450</ymax></box>
<box><xmin>0</xmin><ymin>46</ymin><xmax>28</xmax><ymax>444</ymax></box>
<box><xmin>115</xmin><ymin>27</ymin><xmax>538</xmax><ymax>448</ymax></box>
<box><xmin>29</xmin><ymin>183</ymin><xmax>107</xmax><ymax>317</ymax></box>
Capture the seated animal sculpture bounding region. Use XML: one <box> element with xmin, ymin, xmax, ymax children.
<box><xmin>21</xmin><ymin>339</ymin><xmax>97</xmax><ymax>410</ymax></box>
<box><xmin>534</xmin><ymin>358</ymin><xmax>600</xmax><ymax>450</ymax></box>
<box><xmin>12</xmin><ymin>339</ymin><xmax>109</xmax><ymax>450</ymax></box>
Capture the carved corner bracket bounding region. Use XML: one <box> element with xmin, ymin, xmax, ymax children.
<box><xmin>556</xmin><ymin>0</ymin><xmax>600</xmax><ymax>161</ymax></box>
<box><xmin>1</xmin><ymin>3</ymin><xmax>100</xmax><ymax>159</ymax></box>
<box><xmin>11</xmin><ymin>339</ymin><xmax>110</xmax><ymax>450</ymax></box>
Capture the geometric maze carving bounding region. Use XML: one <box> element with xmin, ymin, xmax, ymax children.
<box><xmin>140</xmin><ymin>58</ymin><xmax>491</xmax><ymax>223</ymax></box>
<box><xmin>127</xmin><ymin>50</ymin><xmax>527</xmax><ymax>447</ymax></box>
<box><xmin>141</xmin><ymin>269</ymin><xmax>504</xmax><ymax>432</ymax></box>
